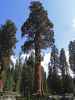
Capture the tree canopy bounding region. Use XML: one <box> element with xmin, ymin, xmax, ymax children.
<box><xmin>0</xmin><ymin>20</ymin><xmax>17</xmax><ymax>71</ymax></box>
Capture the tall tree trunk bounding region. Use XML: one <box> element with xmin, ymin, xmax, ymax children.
<box><xmin>34</xmin><ymin>32</ymin><xmax>43</xmax><ymax>95</ymax></box>
<box><xmin>35</xmin><ymin>63</ymin><xmax>42</xmax><ymax>95</ymax></box>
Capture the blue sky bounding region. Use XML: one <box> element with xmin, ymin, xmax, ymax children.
<box><xmin>0</xmin><ymin>0</ymin><xmax>75</xmax><ymax>55</ymax></box>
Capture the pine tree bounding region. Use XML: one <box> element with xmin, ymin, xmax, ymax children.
<box><xmin>21</xmin><ymin>1</ymin><xmax>54</xmax><ymax>95</ymax></box>
<box><xmin>13</xmin><ymin>53</ymin><xmax>22</xmax><ymax>92</ymax></box>
<box><xmin>59</xmin><ymin>48</ymin><xmax>68</xmax><ymax>77</ymax></box>
<box><xmin>50</xmin><ymin>45</ymin><xmax>59</xmax><ymax>74</ymax></box>
<box><xmin>69</xmin><ymin>40</ymin><xmax>75</xmax><ymax>94</ymax></box>
<box><xmin>69</xmin><ymin>41</ymin><xmax>75</xmax><ymax>74</ymax></box>
<box><xmin>0</xmin><ymin>20</ymin><xmax>17</xmax><ymax>73</ymax></box>
<box><xmin>20</xmin><ymin>52</ymin><xmax>35</xmax><ymax>96</ymax></box>
<box><xmin>47</xmin><ymin>45</ymin><xmax>61</xmax><ymax>94</ymax></box>
<box><xmin>59</xmin><ymin>48</ymin><xmax>72</xmax><ymax>93</ymax></box>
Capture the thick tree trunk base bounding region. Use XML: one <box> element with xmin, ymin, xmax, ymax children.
<box><xmin>32</xmin><ymin>91</ymin><xmax>42</xmax><ymax>96</ymax></box>
<box><xmin>34</xmin><ymin>63</ymin><xmax>44</xmax><ymax>96</ymax></box>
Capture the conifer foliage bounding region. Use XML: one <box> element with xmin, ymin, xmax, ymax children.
<box><xmin>69</xmin><ymin>41</ymin><xmax>75</xmax><ymax>73</ymax></box>
<box><xmin>21</xmin><ymin>1</ymin><xmax>54</xmax><ymax>95</ymax></box>
<box><xmin>59</xmin><ymin>48</ymin><xmax>68</xmax><ymax>77</ymax></box>
<box><xmin>0</xmin><ymin>20</ymin><xmax>16</xmax><ymax>72</ymax></box>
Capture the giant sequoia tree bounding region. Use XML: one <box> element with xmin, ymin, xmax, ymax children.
<box><xmin>0</xmin><ymin>20</ymin><xmax>16</xmax><ymax>73</ymax></box>
<box><xmin>21</xmin><ymin>1</ymin><xmax>54</xmax><ymax>95</ymax></box>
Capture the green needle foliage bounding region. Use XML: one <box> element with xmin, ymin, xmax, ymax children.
<box><xmin>21</xmin><ymin>1</ymin><xmax>54</xmax><ymax>63</ymax></box>
<box><xmin>0</xmin><ymin>20</ymin><xmax>17</xmax><ymax>72</ymax></box>
<box><xmin>21</xmin><ymin>1</ymin><xmax>54</xmax><ymax>95</ymax></box>
<box><xmin>69</xmin><ymin>41</ymin><xmax>75</xmax><ymax>73</ymax></box>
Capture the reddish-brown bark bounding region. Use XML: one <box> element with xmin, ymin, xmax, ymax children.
<box><xmin>34</xmin><ymin>63</ymin><xmax>44</xmax><ymax>96</ymax></box>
